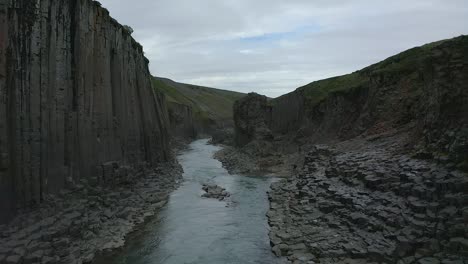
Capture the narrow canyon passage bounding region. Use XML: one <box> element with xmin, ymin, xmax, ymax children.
<box><xmin>95</xmin><ymin>139</ymin><xmax>281</xmax><ymax>264</ymax></box>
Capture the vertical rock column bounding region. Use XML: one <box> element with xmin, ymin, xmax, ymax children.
<box><xmin>0</xmin><ymin>0</ymin><xmax>172</xmax><ymax>223</ymax></box>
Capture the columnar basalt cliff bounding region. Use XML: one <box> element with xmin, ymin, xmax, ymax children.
<box><xmin>271</xmin><ymin>36</ymin><xmax>468</xmax><ymax>164</ymax></box>
<box><xmin>232</xmin><ymin>36</ymin><xmax>468</xmax><ymax>169</ymax></box>
<box><xmin>226</xmin><ymin>36</ymin><xmax>468</xmax><ymax>263</ymax></box>
<box><xmin>167</xmin><ymin>102</ymin><xmax>197</xmax><ymax>139</ymax></box>
<box><xmin>233</xmin><ymin>93</ymin><xmax>272</xmax><ymax>146</ymax></box>
<box><xmin>0</xmin><ymin>0</ymin><xmax>172</xmax><ymax>223</ymax></box>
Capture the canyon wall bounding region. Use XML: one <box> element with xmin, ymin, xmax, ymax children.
<box><xmin>0</xmin><ymin>0</ymin><xmax>172</xmax><ymax>222</ymax></box>
<box><xmin>167</xmin><ymin>102</ymin><xmax>197</xmax><ymax>139</ymax></box>
<box><xmin>236</xmin><ymin>36</ymin><xmax>468</xmax><ymax>166</ymax></box>
<box><xmin>233</xmin><ymin>93</ymin><xmax>272</xmax><ymax>146</ymax></box>
<box><xmin>229</xmin><ymin>36</ymin><xmax>468</xmax><ymax>263</ymax></box>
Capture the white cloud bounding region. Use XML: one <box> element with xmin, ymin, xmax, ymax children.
<box><xmin>99</xmin><ymin>0</ymin><xmax>468</xmax><ymax>97</ymax></box>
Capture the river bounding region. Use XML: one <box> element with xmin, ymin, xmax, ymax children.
<box><xmin>96</xmin><ymin>139</ymin><xmax>282</xmax><ymax>264</ymax></box>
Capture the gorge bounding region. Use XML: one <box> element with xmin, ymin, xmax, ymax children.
<box><xmin>218</xmin><ymin>36</ymin><xmax>468</xmax><ymax>263</ymax></box>
<box><xmin>0</xmin><ymin>1</ymin><xmax>467</xmax><ymax>264</ymax></box>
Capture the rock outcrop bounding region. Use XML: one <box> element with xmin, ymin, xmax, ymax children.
<box><xmin>0</xmin><ymin>0</ymin><xmax>172</xmax><ymax>222</ymax></box>
<box><xmin>232</xmin><ymin>36</ymin><xmax>468</xmax><ymax>169</ymax></box>
<box><xmin>268</xmin><ymin>138</ymin><xmax>467</xmax><ymax>263</ymax></box>
<box><xmin>270</xmin><ymin>36</ymin><xmax>468</xmax><ymax>167</ymax></box>
<box><xmin>167</xmin><ymin>102</ymin><xmax>197</xmax><ymax>139</ymax></box>
<box><xmin>201</xmin><ymin>184</ymin><xmax>230</xmax><ymax>201</ymax></box>
<box><xmin>233</xmin><ymin>93</ymin><xmax>273</xmax><ymax>146</ymax></box>
<box><xmin>228</xmin><ymin>36</ymin><xmax>468</xmax><ymax>263</ymax></box>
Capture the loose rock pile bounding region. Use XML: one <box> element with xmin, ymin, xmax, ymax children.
<box><xmin>0</xmin><ymin>164</ymin><xmax>182</xmax><ymax>264</ymax></box>
<box><xmin>202</xmin><ymin>184</ymin><xmax>231</xmax><ymax>201</ymax></box>
<box><xmin>268</xmin><ymin>144</ymin><xmax>467</xmax><ymax>264</ymax></box>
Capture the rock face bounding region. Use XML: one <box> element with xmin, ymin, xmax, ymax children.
<box><xmin>201</xmin><ymin>184</ymin><xmax>230</xmax><ymax>201</ymax></box>
<box><xmin>0</xmin><ymin>0</ymin><xmax>172</xmax><ymax>223</ymax></box>
<box><xmin>167</xmin><ymin>102</ymin><xmax>197</xmax><ymax>139</ymax></box>
<box><xmin>235</xmin><ymin>36</ymin><xmax>468</xmax><ymax>168</ymax></box>
<box><xmin>233</xmin><ymin>93</ymin><xmax>272</xmax><ymax>146</ymax></box>
<box><xmin>268</xmin><ymin>139</ymin><xmax>468</xmax><ymax>263</ymax></box>
<box><xmin>228</xmin><ymin>36</ymin><xmax>468</xmax><ymax>263</ymax></box>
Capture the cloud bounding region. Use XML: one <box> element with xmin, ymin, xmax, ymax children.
<box><xmin>99</xmin><ymin>0</ymin><xmax>468</xmax><ymax>97</ymax></box>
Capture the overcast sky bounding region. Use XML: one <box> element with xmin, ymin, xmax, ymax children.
<box><xmin>100</xmin><ymin>0</ymin><xmax>468</xmax><ymax>97</ymax></box>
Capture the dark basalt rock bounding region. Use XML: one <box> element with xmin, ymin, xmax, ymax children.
<box><xmin>233</xmin><ymin>93</ymin><xmax>273</xmax><ymax>147</ymax></box>
<box><xmin>228</xmin><ymin>37</ymin><xmax>468</xmax><ymax>262</ymax></box>
<box><xmin>201</xmin><ymin>184</ymin><xmax>231</xmax><ymax>201</ymax></box>
<box><xmin>267</xmin><ymin>142</ymin><xmax>468</xmax><ymax>263</ymax></box>
<box><xmin>0</xmin><ymin>0</ymin><xmax>173</xmax><ymax>223</ymax></box>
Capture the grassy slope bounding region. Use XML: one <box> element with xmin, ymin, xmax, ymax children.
<box><xmin>289</xmin><ymin>35</ymin><xmax>466</xmax><ymax>108</ymax></box>
<box><xmin>152</xmin><ymin>77</ymin><xmax>245</xmax><ymax>123</ymax></box>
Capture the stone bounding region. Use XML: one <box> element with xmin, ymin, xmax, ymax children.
<box><xmin>266</xmin><ymin>139</ymin><xmax>468</xmax><ymax>263</ymax></box>
<box><xmin>82</xmin><ymin>252</ymin><xmax>95</xmax><ymax>263</ymax></box>
<box><xmin>103</xmin><ymin>209</ymin><xmax>114</xmax><ymax>219</ymax></box>
<box><xmin>41</xmin><ymin>256</ymin><xmax>59</xmax><ymax>264</ymax></box>
<box><xmin>52</xmin><ymin>238</ymin><xmax>69</xmax><ymax>250</ymax></box>
<box><xmin>23</xmin><ymin>250</ymin><xmax>44</xmax><ymax>264</ymax></box>
<box><xmin>418</xmin><ymin>257</ymin><xmax>441</xmax><ymax>264</ymax></box>
<box><xmin>448</xmin><ymin>237</ymin><xmax>468</xmax><ymax>252</ymax></box>
<box><xmin>116</xmin><ymin>208</ymin><xmax>132</xmax><ymax>219</ymax></box>
<box><xmin>233</xmin><ymin>93</ymin><xmax>273</xmax><ymax>146</ymax></box>
<box><xmin>201</xmin><ymin>184</ymin><xmax>230</xmax><ymax>200</ymax></box>
<box><xmin>5</xmin><ymin>255</ymin><xmax>22</xmax><ymax>264</ymax></box>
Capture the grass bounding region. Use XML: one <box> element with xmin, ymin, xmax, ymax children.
<box><xmin>299</xmin><ymin>72</ymin><xmax>368</xmax><ymax>107</ymax></box>
<box><xmin>286</xmin><ymin>35</ymin><xmax>468</xmax><ymax>109</ymax></box>
<box><xmin>152</xmin><ymin>77</ymin><xmax>245</xmax><ymax>124</ymax></box>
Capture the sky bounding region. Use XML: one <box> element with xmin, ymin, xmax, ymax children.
<box><xmin>99</xmin><ymin>0</ymin><xmax>468</xmax><ymax>97</ymax></box>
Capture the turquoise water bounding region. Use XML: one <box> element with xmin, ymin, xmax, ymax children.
<box><xmin>96</xmin><ymin>139</ymin><xmax>281</xmax><ymax>264</ymax></box>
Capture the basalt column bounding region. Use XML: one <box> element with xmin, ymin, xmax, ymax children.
<box><xmin>0</xmin><ymin>0</ymin><xmax>172</xmax><ymax>222</ymax></box>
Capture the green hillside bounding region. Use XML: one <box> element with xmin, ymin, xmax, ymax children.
<box><xmin>294</xmin><ymin>35</ymin><xmax>467</xmax><ymax>108</ymax></box>
<box><xmin>153</xmin><ymin>77</ymin><xmax>245</xmax><ymax>125</ymax></box>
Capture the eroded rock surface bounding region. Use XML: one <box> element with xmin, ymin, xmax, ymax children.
<box><xmin>202</xmin><ymin>184</ymin><xmax>231</xmax><ymax>201</ymax></box>
<box><xmin>268</xmin><ymin>139</ymin><xmax>467</xmax><ymax>263</ymax></box>
<box><xmin>234</xmin><ymin>93</ymin><xmax>273</xmax><ymax>147</ymax></box>
<box><xmin>0</xmin><ymin>164</ymin><xmax>182</xmax><ymax>264</ymax></box>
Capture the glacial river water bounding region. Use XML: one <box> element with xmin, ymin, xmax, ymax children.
<box><xmin>96</xmin><ymin>139</ymin><xmax>281</xmax><ymax>264</ymax></box>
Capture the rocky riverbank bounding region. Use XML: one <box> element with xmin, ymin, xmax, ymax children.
<box><xmin>267</xmin><ymin>135</ymin><xmax>468</xmax><ymax>264</ymax></box>
<box><xmin>0</xmin><ymin>163</ymin><xmax>182</xmax><ymax>264</ymax></box>
<box><xmin>214</xmin><ymin>140</ymin><xmax>303</xmax><ymax>177</ymax></box>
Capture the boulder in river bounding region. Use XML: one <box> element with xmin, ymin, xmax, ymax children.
<box><xmin>201</xmin><ymin>184</ymin><xmax>231</xmax><ymax>201</ymax></box>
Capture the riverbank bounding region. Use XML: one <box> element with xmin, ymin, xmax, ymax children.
<box><xmin>213</xmin><ymin>139</ymin><xmax>304</xmax><ymax>177</ymax></box>
<box><xmin>213</xmin><ymin>129</ymin><xmax>468</xmax><ymax>263</ymax></box>
<box><xmin>267</xmin><ymin>134</ymin><xmax>468</xmax><ymax>263</ymax></box>
<box><xmin>93</xmin><ymin>139</ymin><xmax>282</xmax><ymax>264</ymax></box>
<box><xmin>0</xmin><ymin>162</ymin><xmax>182</xmax><ymax>264</ymax></box>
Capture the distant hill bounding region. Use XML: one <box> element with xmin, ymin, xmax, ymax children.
<box><xmin>153</xmin><ymin>77</ymin><xmax>245</xmax><ymax>137</ymax></box>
